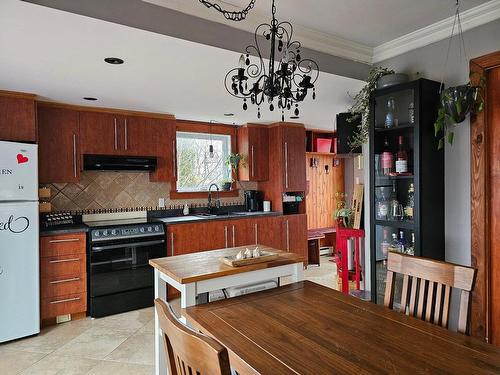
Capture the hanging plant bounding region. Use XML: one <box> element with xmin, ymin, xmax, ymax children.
<box><xmin>433</xmin><ymin>1</ymin><xmax>485</xmax><ymax>149</ymax></box>
<box><xmin>346</xmin><ymin>67</ymin><xmax>395</xmax><ymax>150</ymax></box>
<box><xmin>434</xmin><ymin>74</ymin><xmax>484</xmax><ymax>149</ymax></box>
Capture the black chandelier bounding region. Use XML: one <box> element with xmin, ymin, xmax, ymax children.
<box><xmin>198</xmin><ymin>0</ymin><xmax>257</xmax><ymax>21</ymax></box>
<box><xmin>224</xmin><ymin>0</ymin><xmax>319</xmax><ymax>120</ymax></box>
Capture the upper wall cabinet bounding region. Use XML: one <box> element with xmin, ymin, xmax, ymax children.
<box><xmin>282</xmin><ymin>124</ymin><xmax>307</xmax><ymax>192</ymax></box>
<box><xmin>38</xmin><ymin>105</ymin><xmax>80</xmax><ymax>184</ymax></box>
<box><xmin>237</xmin><ymin>125</ymin><xmax>269</xmax><ymax>181</ymax></box>
<box><xmin>79</xmin><ymin>111</ymin><xmax>120</xmax><ymax>155</ymax></box>
<box><xmin>0</xmin><ymin>91</ymin><xmax>37</xmax><ymax>142</ymax></box>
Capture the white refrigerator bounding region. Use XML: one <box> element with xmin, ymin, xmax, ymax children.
<box><xmin>0</xmin><ymin>140</ymin><xmax>39</xmax><ymax>342</ymax></box>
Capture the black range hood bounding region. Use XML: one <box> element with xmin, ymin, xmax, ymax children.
<box><xmin>83</xmin><ymin>155</ymin><xmax>157</xmax><ymax>172</ymax></box>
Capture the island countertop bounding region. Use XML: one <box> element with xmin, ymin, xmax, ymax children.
<box><xmin>149</xmin><ymin>245</ymin><xmax>305</xmax><ymax>285</ymax></box>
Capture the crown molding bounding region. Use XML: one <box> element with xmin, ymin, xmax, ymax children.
<box><xmin>142</xmin><ymin>0</ymin><xmax>373</xmax><ymax>64</ymax></box>
<box><xmin>372</xmin><ymin>0</ymin><xmax>500</xmax><ymax>63</ymax></box>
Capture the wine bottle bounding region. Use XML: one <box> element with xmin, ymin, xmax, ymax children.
<box><xmin>381</xmin><ymin>228</ymin><xmax>390</xmax><ymax>258</ymax></box>
<box><xmin>395</xmin><ymin>136</ymin><xmax>408</xmax><ymax>174</ymax></box>
<box><xmin>381</xmin><ymin>138</ymin><xmax>393</xmax><ymax>176</ymax></box>
<box><xmin>405</xmin><ymin>183</ymin><xmax>415</xmax><ymax>220</ymax></box>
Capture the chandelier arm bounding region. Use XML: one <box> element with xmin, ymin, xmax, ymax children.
<box><xmin>198</xmin><ymin>0</ymin><xmax>257</xmax><ymax>21</ymax></box>
<box><xmin>224</xmin><ymin>69</ymin><xmax>252</xmax><ymax>98</ymax></box>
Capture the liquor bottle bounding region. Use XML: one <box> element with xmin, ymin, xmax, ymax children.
<box><xmin>385</xmin><ymin>97</ymin><xmax>396</xmax><ymax>128</ymax></box>
<box><xmin>389</xmin><ymin>181</ymin><xmax>403</xmax><ymax>220</ymax></box>
<box><xmin>405</xmin><ymin>183</ymin><xmax>415</xmax><ymax>220</ymax></box>
<box><xmin>395</xmin><ymin>136</ymin><xmax>408</xmax><ymax>174</ymax></box>
<box><xmin>398</xmin><ymin>230</ymin><xmax>406</xmax><ymax>253</ymax></box>
<box><xmin>406</xmin><ymin>232</ymin><xmax>415</xmax><ymax>256</ymax></box>
<box><xmin>381</xmin><ymin>228</ymin><xmax>390</xmax><ymax>258</ymax></box>
<box><xmin>408</xmin><ymin>101</ymin><xmax>415</xmax><ymax>124</ymax></box>
<box><xmin>388</xmin><ymin>233</ymin><xmax>400</xmax><ymax>253</ymax></box>
<box><xmin>381</xmin><ymin>138</ymin><xmax>393</xmax><ymax>176</ymax></box>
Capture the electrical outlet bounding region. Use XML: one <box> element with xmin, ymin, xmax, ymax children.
<box><xmin>158</xmin><ymin>198</ymin><xmax>165</xmax><ymax>208</ymax></box>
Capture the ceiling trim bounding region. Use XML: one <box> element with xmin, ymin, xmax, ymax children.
<box><xmin>142</xmin><ymin>0</ymin><xmax>373</xmax><ymax>64</ymax></box>
<box><xmin>372</xmin><ymin>0</ymin><xmax>500</xmax><ymax>63</ymax></box>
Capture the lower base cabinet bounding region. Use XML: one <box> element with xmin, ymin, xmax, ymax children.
<box><xmin>39</xmin><ymin>232</ymin><xmax>87</xmax><ymax>320</ymax></box>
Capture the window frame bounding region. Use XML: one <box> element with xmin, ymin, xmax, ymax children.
<box><xmin>170</xmin><ymin>120</ymin><xmax>239</xmax><ymax>200</ymax></box>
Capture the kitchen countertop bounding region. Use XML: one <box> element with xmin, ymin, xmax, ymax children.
<box><xmin>39</xmin><ymin>224</ymin><xmax>89</xmax><ymax>236</ymax></box>
<box><xmin>152</xmin><ymin>211</ymin><xmax>282</xmax><ymax>225</ymax></box>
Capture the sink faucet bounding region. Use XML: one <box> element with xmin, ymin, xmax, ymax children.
<box><xmin>207</xmin><ymin>184</ymin><xmax>221</xmax><ymax>213</ymax></box>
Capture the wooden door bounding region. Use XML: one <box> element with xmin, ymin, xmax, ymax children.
<box><xmin>123</xmin><ymin>115</ymin><xmax>153</xmax><ymax>156</ymax></box>
<box><xmin>149</xmin><ymin>118</ymin><xmax>175</xmax><ymax>182</ymax></box>
<box><xmin>232</xmin><ymin>219</ymin><xmax>256</xmax><ymax>247</ymax></box>
<box><xmin>79</xmin><ymin>111</ymin><xmax>121</xmax><ymax>155</ymax></box>
<box><xmin>202</xmin><ymin>220</ymin><xmax>230</xmax><ymax>250</ymax></box>
<box><xmin>167</xmin><ymin>223</ymin><xmax>201</xmax><ymax>256</ymax></box>
<box><xmin>283</xmin><ymin>126</ymin><xmax>306</xmax><ymax>192</ymax></box>
<box><xmin>283</xmin><ymin>214</ymin><xmax>308</xmax><ymax>263</ymax></box>
<box><xmin>38</xmin><ymin>106</ymin><xmax>80</xmax><ymax>183</ymax></box>
<box><xmin>257</xmin><ymin>216</ymin><xmax>284</xmax><ymax>250</ymax></box>
<box><xmin>238</xmin><ymin>126</ymin><xmax>269</xmax><ymax>181</ymax></box>
<box><xmin>488</xmin><ymin>66</ymin><xmax>500</xmax><ymax>345</ymax></box>
<box><xmin>0</xmin><ymin>92</ymin><xmax>36</xmax><ymax>142</ymax></box>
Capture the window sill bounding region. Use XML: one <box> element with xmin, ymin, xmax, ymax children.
<box><xmin>170</xmin><ymin>189</ymin><xmax>239</xmax><ymax>200</ymax></box>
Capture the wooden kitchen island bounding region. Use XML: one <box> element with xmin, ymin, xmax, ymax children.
<box><xmin>149</xmin><ymin>245</ymin><xmax>305</xmax><ymax>375</ymax></box>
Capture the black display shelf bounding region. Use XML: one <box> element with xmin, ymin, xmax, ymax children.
<box><xmin>369</xmin><ymin>78</ymin><xmax>445</xmax><ymax>305</ymax></box>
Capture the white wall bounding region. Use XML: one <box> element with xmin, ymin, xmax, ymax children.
<box><xmin>378</xmin><ymin>19</ymin><xmax>500</xmax><ymax>267</ymax></box>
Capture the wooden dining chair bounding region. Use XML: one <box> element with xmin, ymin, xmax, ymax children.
<box><xmin>154</xmin><ymin>298</ymin><xmax>231</xmax><ymax>375</ymax></box>
<box><xmin>384</xmin><ymin>251</ymin><xmax>476</xmax><ymax>334</ymax></box>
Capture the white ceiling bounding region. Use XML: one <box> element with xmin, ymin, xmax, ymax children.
<box><xmin>147</xmin><ymin>0</ymin><xmax>486</xmax><ymax>47</ymax></box>
<box><xmin>0</xmin><ymin>0</ymin><xmax>364</xmax><ymax>130</ymax></box>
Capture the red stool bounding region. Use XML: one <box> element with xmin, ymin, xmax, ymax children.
<box><xmin>335</xmin><ymin>228</ymin><xmax>365</xmax><ymax>294</ymax></box>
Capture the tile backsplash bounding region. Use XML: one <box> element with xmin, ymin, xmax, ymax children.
<box><xmin>41</xmin><ymin>171</ymin><xmax>256</xmax><ymax>212</ymax></box>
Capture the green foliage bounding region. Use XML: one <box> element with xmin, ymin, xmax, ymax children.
<box><xmin>347</xmin><ymin>67</ymin><xmax>395</xmax><ymax>150</ymax></box>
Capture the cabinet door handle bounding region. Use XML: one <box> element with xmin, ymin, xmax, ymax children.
<box><xmin>224</xmin><ymin>226</ymin><xmax>228</xmax><ymax>248</ymax></box>
<box><xmin>50</xmin><ymin>277</ymin><xmax>80</xmax><ymax>285</ymax></box>
<box><xmin>124</xmin><ymin>119</ymin><xmax>128</xmax><ymax>150</ymax></box>
<box><xmin>251</xmin><ymin>145</ymin><xmax>255</xmax><ymax>178</ymax></box>
<box><xmin>286</xmin><ymin>220</ymin><xmax>290</xmax><ymax>251</ymax></box>
<box><xmin>170</xmin><ymin>232</ymin><xmax>175</xmax><ymax>256</ymax></box>
<box><xmin>254</xmin><ymin>223</ymin><xmax>258</xmax><ymax>244</ymax></box>
<box><xmin>232</xmin><ymin>225</ymin><xmax>235</xmax><ymax>247</ymax></box>
<box><xmin>50</xmin><ymin>297</ymin><xmax>80</xmax><ymax>304</ymax></box>
<box><xmin>49</xmin><ymin>238</ymin><xmax>80</xmax><ymax>244</ymax></box>
<box><xmin>172</xmin><ymin>140</ymin><xmax>177</xmax><ymax>179</ymax></box>
<box><xmin>284</xmin><ymin>142</ymin><xmax>289</xmax><ymax>189</ymax></box>
<box><xmin>49</xmin><ymin>257</ymin><xmax>80</xmax><ymax>264</ymax></box>
<box><xmin>114</xmin><ymin>118</ymin><xmax>118</xmax><ymax>150</ymax></box>
<box><xmin>72</xmin><ymin>134</ymin><xmax>77</xmax><ymax>178</ymax></box>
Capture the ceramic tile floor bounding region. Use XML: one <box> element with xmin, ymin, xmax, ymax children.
<box><xmin>0</xmin><ymin>257</ymin><xmax>337</xmax><ymax>374</ymax></box>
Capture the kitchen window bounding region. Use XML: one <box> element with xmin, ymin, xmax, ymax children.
<box><xmin>176</xmin><ymin>131</ymin><xmax>232</xmax><ymax>192</ymax></box>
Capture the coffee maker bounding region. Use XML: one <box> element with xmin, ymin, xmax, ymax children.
<box><xmin>244</xmin><ymin>190</ymin><xmax>263</xmax><ymax>212</ymax></box>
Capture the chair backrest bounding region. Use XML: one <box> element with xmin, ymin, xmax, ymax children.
<box><xmin>384</xmin><ymin>252</ymin><xmax>476</xmax><ymax>334</ymax></box>
<box><xmin>154</xmin><ymin>298</ymin><xmax>231</xmax><ymax>375</ymax></box>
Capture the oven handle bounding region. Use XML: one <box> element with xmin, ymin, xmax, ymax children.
<box><xmin>91</xmin><ymin>239</ymin><xmax>165</xmax><ymax>252</ymax></box>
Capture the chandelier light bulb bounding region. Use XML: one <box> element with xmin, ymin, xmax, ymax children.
<box><xmin>238</xmin><ymin>54</ymin><xmax>246</xmax><ymax>69</ymax></box>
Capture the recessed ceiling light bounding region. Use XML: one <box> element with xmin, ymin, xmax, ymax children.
<box><xmin>290</xmin><ymin>116</ymin><xmax>300</xmax><ymax>119</ymax></box>
<box><xmin>224</xmin><ymin>113</ymin><xmax>234</xmax><ymax>117</ymax></box>
<box><xmin>104</xmin><ymin>57</ymin><xmax>124</xmax><ymax>65</ymax></box>
<box><xmin>83</xmin><ymin>97</ymin><xmax>97</xmax><ymax>101</ymax></box>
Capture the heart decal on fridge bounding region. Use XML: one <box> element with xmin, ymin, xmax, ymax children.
<box><xmin>16</xmin><ymin>153</ymin><xmax>29</xmax><ymax>164</ymax></box>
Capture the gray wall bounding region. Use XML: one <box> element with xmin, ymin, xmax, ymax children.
<box><xmin>378</xmin><ymin>19</ymin><xmax>500</xmax><ymax>267</ymax></box>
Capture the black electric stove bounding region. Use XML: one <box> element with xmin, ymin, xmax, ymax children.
<box><xmin>86</xmin><ymin>219</ymin><xmax>165</xmax><ymax>318</ymax></box>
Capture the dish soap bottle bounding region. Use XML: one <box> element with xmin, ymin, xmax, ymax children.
<box><xmin>183</xmin><ymin>203</ymin><xmax>189</xmax><ymax>216</ymax></box>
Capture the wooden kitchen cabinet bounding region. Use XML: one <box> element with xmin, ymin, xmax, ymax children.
<box><xmin>257</xmin><ymin>215</ymin><xmax>285</xmax><ymax>250</ymax></box>
<box><xmin>232</xmin><ymin>219</ymin><xmax>257</xmax><ymax>247</ymax></box>
<box><xmin>237</xmin><ymin>125</ymin><xmax>269</xmax><ymax>181</ymax></box>
<box><xmin>167</xmin><ymin>223</ymin><xmax>202</xmax><ymax>256</ymax></box>
<box><xmin>79</xmin><ymin>111</ymin><xmax>120</xmax><ymax>155</ymax></box>
<box><xmin>282</xmin><ymin>125</ymin><xmax>306</xmax><ymax>192</ymax></box>
<box><xmin>38</xmin><ymin>105</ymin><xmax>80</xmax><ymax>183</ymax></box>
<box><xmin>149</xmin><ymin>118</ymin><xmax>176</xmax><ymax>182</ymax></box>
<box><xmin>0</xmin><ymin>91</ymin><xmax>37</xmax><ymax>142</ymax></box>
<box><xmin>283</xmin><ymin>214</ymin><xmax>308</xmax><ymax>264</ymax></box>
<box><xmin>40</xmin><ymin>232</ymin><xmax>87</xmax><ymax>320</ymax></box>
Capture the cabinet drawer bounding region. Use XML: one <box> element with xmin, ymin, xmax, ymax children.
<box><xmin>40</xmin><ymin>233</ymin><xmax>86</xmax><ymax>258</ymax></box>
<box><xmin>40</xmin><ymin>274</ymin><xmax>86</xmax><ymax>299</ymax></box>
<box><xmin>41</xmin><ymin>293</ymin><xmax>87</xmax><ymax>319</ymax></box>
<box><xmin>40</xmin><ymin>255</ymin><xmax>86</xmax><ymax>278</ymax></box>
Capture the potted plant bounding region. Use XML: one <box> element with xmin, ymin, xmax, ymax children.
<box><xmin>347</xmin><ymin>67</ymin><xmax>395</xmax><ymax>150</ymax></box>
<box><xmin>221</xmin><ymin>179</ymin><xmax>233</xmax><ymax>191</ymax></box>
<box><xmin>225</xmin><ymin>153</ymin><xmax>246</xmax><ymax>191</ymax></box>
<box><xmin>334</xmin><ymin>207</ymin><xmax>353</xmax><ymax>228</ymax></box>
<box><xmin>434</xmin><ymin>74</ymin><xmax>484</xmax><ymax>149</ymax></box>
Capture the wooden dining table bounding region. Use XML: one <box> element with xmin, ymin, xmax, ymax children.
<box><xmin>185</xmin><ymin>281</ymin><xmax>500</xmax><ymax>374</ymax></box>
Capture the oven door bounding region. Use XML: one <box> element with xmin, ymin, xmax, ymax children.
<box><xmin>89</xmin><ymin>237</ymin><xmax>165</xmax><ymax>297</ymax></box>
